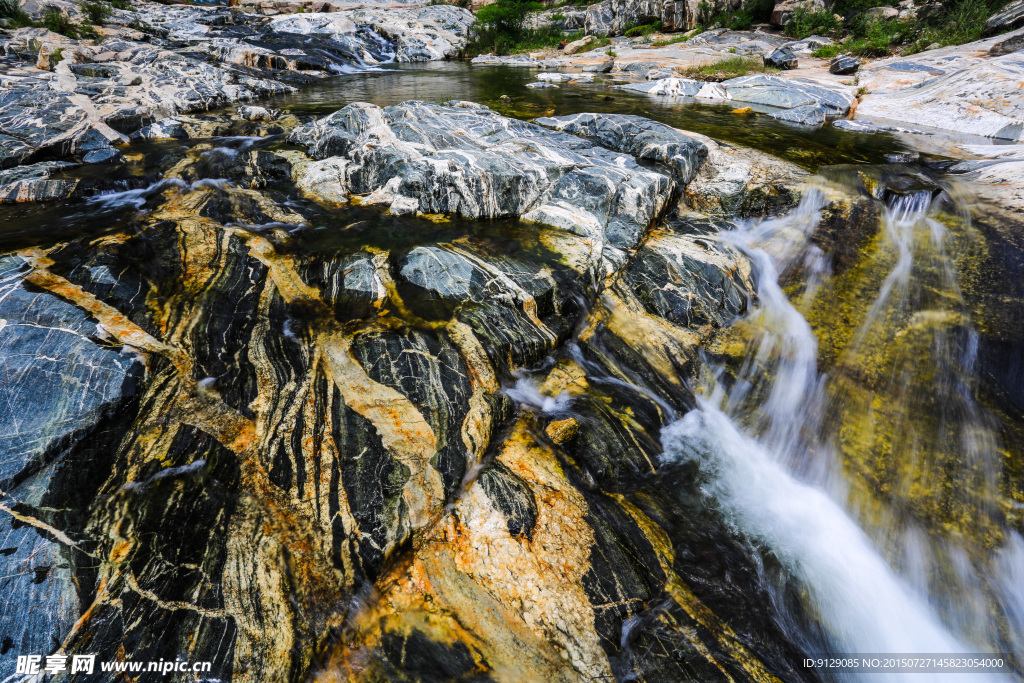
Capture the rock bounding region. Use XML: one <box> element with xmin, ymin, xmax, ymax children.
<box><xmin>856</xmin><ymin>42</ymin><xmax>1024</xmax><ymax>141</ymax></box>
<box><xmin>986</xmin><ymin>0</ymin><xmax>1024</xmax><ymax>34</ymax></box>
<box><xmin>535</xmin><ymin>111</ymin><xmax>709</xmax><ymax>184</ymax></box>
<box><xmin>289</xmin><ymin>103</ymin><xmax>688</xmax><ymax>264</ymax></box>
<box><xmin>0</xmin><ymin>161</ymin><xmax>81</xmax><ymax>203</ymax></box>
<box><xmin>580</xmin><ymin>57</ymin><xmax>614</xmax><ymax>72</ymax></box>
<box><xmin>563</xmin><ymin>34</ymin><xmax>595</xmax><ymax>54</ymax></box>
<box><xmin>618</xmin><ymin>77</ymin><xmax>703</xmax><ymax>97</ymax></box>
<box><xmin>237</xmin><ymin>105</ymin><xmax>279</xmax><ymax>121</ymax></box>
<box><xmin>0</xmin><ymin>1</ymin><xmax>476</xmax><ymax>185</ymax></box>
<box><xmin>545</xmin><ymin>417</ymin><xmax>580</xmax><ymax>444</ymax></box>
<box><xmin>622</xmin><ymin>231</ymin><xmax>754</xmax><ymax>328</ymax></box>
<box><xmin>764</xmin><ymin>46</ymin><xmax>797</xmax><ymax>70</ymax></box>
<box><xmin>82</xmin><ymin>148</ymin><xmax>122</xmax><ymax>164</ymax></box>
<box><xmin>470</xmin><ymin>53</ymin><xmax>539</xmax><ymax>66</ymax></box>
<box><xmin>770</xmin><ymin>0</ymin><xmax>823</xmax><ymax>27</ymax></box>
<box><xmin>527</xmin><ymin>81</ymin><xmax>559</xmax><ymax>88</ymax></box>
<box><xmin>769</xmin><ymin>103</ymin><xmax>830</xmax><ymax>126</ymax></box>
<box><xmin>865</xmin><ymin>6</ymin><xmax>899</xmax><ymax>20</ymax></box>
<box><xmin>0</xmin><ymin>253</ymin><xmax>145</xmax><ymax>673</ymax></box>
<box><xmin>990</xmin><ymin>32</ymin><xmax>1024</xmax><ymax>55</ymax></box>
<box><xmin>829</xmin><ymin>54</ymin><xmax>859</xmax><ymax>75</ymax></box>
<box><xmin>720</xmin><ymin>74</ymin><xmax>854</xmax><ymax>115</ymax></box>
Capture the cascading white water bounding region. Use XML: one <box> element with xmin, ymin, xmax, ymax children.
<box><xmin>661</xmin><ymin>187</ymin><xmax>1016</xmax><ymax>681</ymax></box>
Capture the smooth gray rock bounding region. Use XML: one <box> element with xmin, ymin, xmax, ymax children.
<box><xmin>534</xmin><ymin>112</ymin><xmax>709</xmax><ymax>185</ymax></box>
<box><xmin>769</xmin><ymin>103</ymin><xmax>830</xmax><ymax>126</ymax></box>
<box><xmin>829</xmin><ymin>55</ymin><xmax>860</xmax><ymax>75</ymax></box>
<box><xmin>0</xmin><ymin>161</ymin><xmax>81</xmax><ymax>203</ymax></box>
<box><xmin>722</xmin><ymin>74</ymin><xmax>855</xmax><ymax>115</ymax></box>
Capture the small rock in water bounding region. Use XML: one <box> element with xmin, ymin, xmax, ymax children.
<box><xmin>546</xmin><ymin>418</ymin><xmax>580</xmax><ymax>444</ymax></box>
<box><xmin>83</xmin><ymin>148</ymin><xmax>122</xmax><ymax>164</ymax></box>
<box><xmin>829</xmin><ymin>55</ymin><xmax>860</xmax><ymax>75</ymax></box>
<box><xmin>237</xmin><ymin>105</ymin><xmax>279</xmax><ymax>122</ymax></box>
<box><xmin>527</xmin><ymin>82</ymin><xmax>558</xmax><ymax>89</ymax></box>
<box><xmin>764</xmin><ymin>47</ymin><xmax>798</xmax><ymax>70</ymax></box>
<box><xmin>499</xmin><ymin>94</ymin><xmax>511</xmax><ymax>101</ymax></box>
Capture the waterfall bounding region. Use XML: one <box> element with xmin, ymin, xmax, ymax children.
<box><xmin>660</xmin><ymin>183</ymin><xmax>1017</xmax><ymax>680</ymax></box>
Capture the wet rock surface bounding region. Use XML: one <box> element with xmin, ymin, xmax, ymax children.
<box><xmin>0</xmin><ymin>99</ymin><xmax>835</xmax><ymax>682</ymax></box>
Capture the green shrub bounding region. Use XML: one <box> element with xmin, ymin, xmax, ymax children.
<box><xmin>80</xmin><ymin>0</ymin><xmax>111</xmax><ymax>25</ymax></box>
<box><xmin>624</xmin><ymin>20</ymin><xmax>661</xmax><ymax>36</ymax></box>
<box><xmin>679</xmin><ymin>55</ymin><xmax>778</xmax><ymax>80</ymax></box>
<box><xmin>109</xmin><ymin>0</ymin><xmax>132</xmax><ymax>8</ymax></box>
<box><xmin>0</xmin><ymin>0</ymin><xmax>33</xmax><ymax>26</ymax></box>
<box><xmin>550</xmin><ymin>12</ymin><xmax>565</xmax><ymax>20</ymax></box>
<box><xmin>695</xmin><ymin>0</ymin><xmax>714</xmax><ymax>27</ymax></box>
<box><xmin>476</xmin><ymin>0</ymin><xmax>542</xmax><ymax>36</ymax></box>
<box><xmin>785</xmin><ymin>6</ymin><xmax>841</xmax><ymax>38</ymax></box>
<box><xmin>810</xmin><ymin>42</ymin><xmax>844</xmax><ymax>58</ymax></box>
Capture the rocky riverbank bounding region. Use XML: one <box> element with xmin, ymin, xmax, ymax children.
<box><xmin>0</xmin><ymin>0</ymin><xmax>473</xmax><ymax>197</ymax></box>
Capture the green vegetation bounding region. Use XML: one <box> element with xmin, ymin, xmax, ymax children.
<box><xmin>80</xmin><ymin>0</ymin><xmax>112</xmax><ymax>25</ymax></box>
<box><xmin>623</xmin><ymin>20</ymin><xmax>661</xmax><ymax>37</ymax></box>
<box><xmin>0</xmin><ymin>0</ymin><xmax>33</xmax><ymax>27</ymax></box>
<box><xmin>678</xmin><ymin>55</ymin><xmax>779</xmax><ymax>80</ymax></box>
<box><xmin>651</xmin><ymin>33</ymin><xmax>691</xmax><ymax>47</ymax></box>
<box><xmin>1</xmin><ymin>0</ymin><xmax>121</xmax><ymax>38</ymax></box>
<box><xmin>695</xmin><ymin>0</ymin><xmax>774</xmax><ymax>31</ymax></box>
<box><xmin>461</xmin><ymin>0</ymin><xmax>616</xmax><ymax>55</ymax></box>
<box><xmin>42</xmin><ymin>6</ymin><xmax>98</xmax><ymax>38</ymax></box>
<box><xmin>787</xmin><ymin>0</ymin><xmax>1009</xmax><ymax>56</ymax></box>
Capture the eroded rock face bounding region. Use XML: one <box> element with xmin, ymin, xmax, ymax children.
<box><xmin>289</xmin><ymin>102</ymin><xmax>700</xmax><ymax>270</ymax></box>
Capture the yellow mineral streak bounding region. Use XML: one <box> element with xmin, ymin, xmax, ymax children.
<box><xmin>242</xmin><ymin>230</ymin><xmax>444</xmax><ymax>530</ymax></box>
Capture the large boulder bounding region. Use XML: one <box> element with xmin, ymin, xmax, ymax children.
<box><xmin>0</xmin><ymin>255</ymin><xmax>145</xmax><ymax>674</ymax></box>
<box><xmin>289</xmin><ymin>102</ymin><xmax>709</xmax><ymax>267</ymax></box>
<box><xmin>856</xmin><ymin>47</ymin><xmax>1024</xmax><ymax>140</ymax></box>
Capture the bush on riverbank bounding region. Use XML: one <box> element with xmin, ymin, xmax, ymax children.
<box><xmin>790</xmin><ymin>0</ymin><xmax>1009</xmax><ymax>56</ymax></box>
